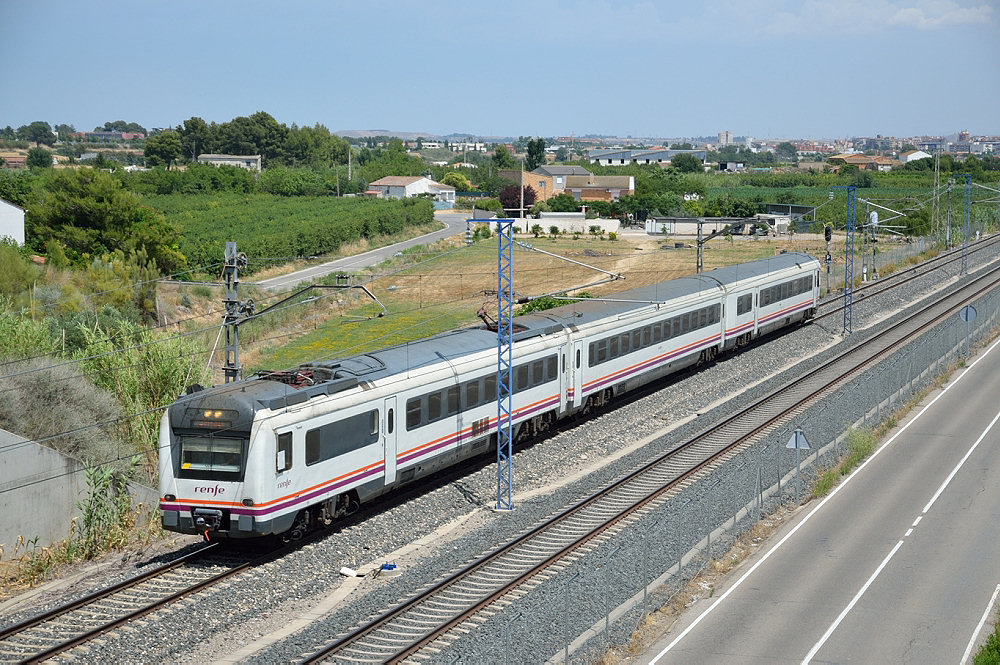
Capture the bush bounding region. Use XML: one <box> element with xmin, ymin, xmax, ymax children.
<box><xmin>0</xmin><ymin>357</ymin><xmax>123</xmax><ymax>468</ymax></box>
<box><xmin>74</xmin><ymin>319</ymin><xmax>210</xmax><ymax>479</ymax></box>
<box><xmin>0</xmin><ymin>242</ymin><xmax>42</xmax><ymax>302</ymax></box>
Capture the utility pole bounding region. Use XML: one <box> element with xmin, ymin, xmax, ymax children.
<box><xmin>946</xmin><ymin>179</ymin><xmax>953</xmax><ymax>248</ymax></box>
<box><xmin>495</xmin><ymin>220</ymin><xmax>515</xmax><ymax>511</ymax></box>
<box><xmin>932</xmin><ymin>152</ymin><xmax>940</xmax><ymax>237</ymax></box>
<box><xmin>832</xmin><ymin>186</ymin><xmax>856</xmax><ymax>335</ymax></box>
<box><xmin>221</xmin><ymin>242</ymin><xmax>255</xmax><ymax>383</ymax></box>
<box><xmin>960</xmin><ymin>173</ymin><xmax>971</xmax><ymax>275</ymax></box>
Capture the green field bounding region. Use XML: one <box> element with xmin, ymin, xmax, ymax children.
<box><xmin>142</xmin><ymin>193</ymin><xmax>435</xmax><ymax>275</ymax></box>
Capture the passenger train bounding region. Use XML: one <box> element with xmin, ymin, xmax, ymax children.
<box><xmin>159</xmin><ymin>252</ymin><xmax>821</xmax><ymax>540</ymax></box>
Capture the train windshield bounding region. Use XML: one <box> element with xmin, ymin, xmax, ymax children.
<box><xmin>177</xmin><ymin>434</ymin><xmax>246</xmax><ymax>481</ymax></box>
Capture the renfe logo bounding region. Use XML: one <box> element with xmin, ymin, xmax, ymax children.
<box><xmin>193</xmin><ymin>484</ymin><xmax>226</xmax><ymax>497</ymax></box>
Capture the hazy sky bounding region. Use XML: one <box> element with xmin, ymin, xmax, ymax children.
<box><xmin>3</xmin><ymin>0</ymin><xmax>998</xmax><ymax>140</ymax></box>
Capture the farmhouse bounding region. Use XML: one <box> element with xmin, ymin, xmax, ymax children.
<box><xmin>196</xmin><ymin>154</ymin><xmax>262</xmax><ymax>172</ymax></box>
<box><xmin>367</xmin><ymin>176</ymin><xmax>456</xmax><ymax>203</ymax></box>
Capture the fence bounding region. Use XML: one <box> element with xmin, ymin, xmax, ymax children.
<box><xmin>454</xmin><ymin>271</ymin><xmax>1000</xmax><ymax>663</ymax></box>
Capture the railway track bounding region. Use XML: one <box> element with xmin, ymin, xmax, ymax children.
<box><xmin>814</xmin><ymin>232</ymin><xmax>1000</xmax><ymax>323</ymax></box>
<box><xmin>0</xmin><ymin>543</ymin><xmax>280</xmax><ymax>663</ymax></box>
<box><xmin>299</xmin><ymin>258</ymin><xmax>1000</xmax><ymax>664</ymax></box>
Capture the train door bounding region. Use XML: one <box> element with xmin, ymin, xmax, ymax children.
<box><xmin>383</xmin><ymin>396</ymin><xmax>397</xmax><ymax>485</ymax></box>
<box><xmin>571</xmin><ymin>340</ymin><xmax>584</xmax><ymax>408</ymax></box>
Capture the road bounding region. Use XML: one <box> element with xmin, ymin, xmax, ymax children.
<box><xmin>251</xmin><ymin>210</ymin><xmax>473</xmax><ymax>290</ymax></box>
<box><xmin>643</xmin><ymin>336</ymin><xmax>1000</xmax><ymax>664</ymax></box>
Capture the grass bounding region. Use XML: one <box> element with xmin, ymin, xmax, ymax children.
<box><xmin>252</xmin><ymin>231</ymin><xmax>830</xmax><ymax>371</ymax></box>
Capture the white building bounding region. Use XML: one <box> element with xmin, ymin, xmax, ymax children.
<box><xmin>900</xmin><ymin>149</ymin><xmax>932</xmax><ymax>163</ymax></box>
<box><xmin>0</xmin><ymin>198</ymin><xmax>25</xmax><ymax>245</ymax></box>
<box><xmin>367</xmin><ymin>176</ymin><xmax>456</xmax><ymax>203</ymax></box>
<box><xmin>718</xmin><ymin>130</ymin><xmax>733</xmax><ymax>146</ymax></box>
<box><xmin>196</xmin><ymin>154</ymin><xmax>262</xmax><ymax>172</ymax></box>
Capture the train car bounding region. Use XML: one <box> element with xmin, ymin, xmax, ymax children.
<box><xmin>158</xmin><ymin>252</ymin><xmax>819</xmax><ymax>540</ymax></box>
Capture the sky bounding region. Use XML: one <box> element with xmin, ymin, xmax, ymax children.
<box><xmin>2</xmin><ymin>0</ymin><xmax>998</xmax><ymax>140</ymax></box>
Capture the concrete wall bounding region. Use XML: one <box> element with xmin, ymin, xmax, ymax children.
<box><xmin>0</xmin><ymin>428</ymin><xmax>87</xmax><ymax>549</ymax></box>
<box><xmin>532</xmin><ymin>214</ymin><xmax>620</xmax><ymax>235</ymax></box>
<box><xmin>0</xmin><ymin>428</ymin><xmax>158</xmax><ymax>550</ymax></box>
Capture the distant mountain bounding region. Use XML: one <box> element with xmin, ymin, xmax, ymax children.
<box><xmin>334</xmin><ymin>129</ymin><xmax>438</xmax><ymax>140</ymax></box>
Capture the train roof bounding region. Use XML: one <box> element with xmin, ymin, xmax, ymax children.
<box><xmin>176</xmin><ymin>252</ymin><xmax>819</xmax><ymax>413</ymax></box>
<box><xmin>702</xmin><ymin>252</ymin><xmax>818</xmax><ymax>287</ymax></box>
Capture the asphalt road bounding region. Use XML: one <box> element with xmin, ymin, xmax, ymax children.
<box><xmin>643</xmin><ymin>337</ymin><xmax>1000</xmax><ymax>664</ymax></box>
<box><xmin>251</xmin><ymin>210</ymin><xmax>473</xmax><ymax>291</ymax></box>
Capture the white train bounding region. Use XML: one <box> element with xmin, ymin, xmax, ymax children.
<box><xmin>159</xmin><ymin>252</ymin><xmax>820</xmax><ymax>540</ymax></box>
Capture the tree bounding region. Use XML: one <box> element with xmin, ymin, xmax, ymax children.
<box><xmin>554</xmin><ymin>147</ymin><xmax>569</xmax><ymax>161</ymax></box>
<box><xmin>671</xmin><ymin>153</ymin><xmax>702</xmax><ymax>173</ymax></box>
<box><xmin>27</xmin><ymin>168</ymin><xmax>186</xmax><ymax>272</ymax></box>
<box><xmin>55</xmin><ymin>123</ymin><xmax>76</xmax><ymax>141</ymax></box>
<box><xmin>144</xmin><ymin>130</ymin><xmax>183</xmax><ymax>169</ymax></box>
<box><xmin>492</xmin><ymin>145</ymin><xmax>517</xmax><ymax>170</ymax></box>
<box><xmin>775</xmin><ymin>142</ymin><xmax>798</xmax><ymax>161</ymax></box>
<box><xmin>547</xmin><ymin>192</ymin><xmax>580</xmax><ymax>212</ymax></box>
<box><xmin>525</xmin><ymin>138</ymin><xmax>546</xmax><ymax>171</ymax></box>
<box><xmin>670</xmin><ymin>142</ymin><xmax>693</xmax><ymax>150</ymax></box>
<box><xmin>177</xmin><ymin>116</ymin><xmax>214</xmax><ymax>160</ymax></box>
<box><xmin>499</xmin><ymin>184</ymin><xmax>537</xmax><ymax>215</ymax></box>
<box><xmin>25</xmin><ymin>121</ymin><xmax>55</xmax><ymax>147</ymax></box>
<box><xmin>441</xmin><ymin>172</ymin><xmax>472</xmax><ymax>191</ymax></box>
<box><xmin>26</xmin><ymin>146</ymin><xmax>52</xmax><ymax>169</ymax></box>
<box><xmin>97</xmin><ymin>120</ymin><xmax>147</xmax><ymax>134</ymax></box>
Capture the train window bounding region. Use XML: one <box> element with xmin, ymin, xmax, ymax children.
<box><xmin>737</xmin><ymin>294</ymin><xmax>751</xmax><ymax>315</ymax></box>
<box><xmin>532</xmin><ymin>360</ymin><xmax>544</xmax><ymax>385</ymax></box>
<box><xmin>642</xmin><ymin>326</ymin><xmax>651</xmax><ymax>346</ymax></box>
<box><xmin>632</xmin><ymin>330</ymin><xmax>641</xmax><ymax>349</ymax></box>
<box><xmin>428</xmin><ymin>393</ymin><xmax>442</xmax><ymax>421</ymax></box>
<box><xmin>618</xmin><ymin>333</ymin><xmax>628</xmax><ymax>355</ymax></box>
<box><xmin>179</xmin><ymin>435</ymin><xmax>245</xmax><ymax>480</ymax></box>
<box><xmin>305</xmin><ymin>409</ymin><xmax>380</xmax><ymax>466</ymax></box>
<box><xmin>596</xmin><ymin>340</ymin><xmax>607</xmax><ymax>364</ymax></box>
<box><xmin>387</xmin><ymin>408</ymin><xmax>394</xmax><ymax>434</ymax></box>
<box><xmin>276</xmin><ymin>432</ymin><xmax>292</xmax><ymax>473</ymax></box>
<box><xmin>609</xmin><ymin>336</ymin><xmax>619</xmax><ymax>358</ymax></box>
<box><xmin>516</xmin><ymin>365</ymin><xmax>529</xmax><ymax>391</ymax></box>
<box><xmin>447</xmin><ymin>386</ymin><xmax>460</xmax><ymax>415</ymax></box>
<box><xmin>485</xmin><ymin>373</ymin><xmax>497</xmax><ymax>400</ymax></box>
<box><xmin>547</xmin><ymin>356</ymin><xmax>557</xmax><ymax>381</ymax></box>
<box><xmin>406</xmin><ymin>398</ymin><xmax>421</xmax><ymax>430</ymax></box>
<box><xmin>681</xmin><ymin>313</ymin><xmax>690</xmax><ymax>334</ymax></box>
<box><xmin>465</xmin><ymin>380</ymin><xmax>479</xmax><ymax>409</ymax></box>
<box><xmin>652</xmin><ymin>323</ymin><xmax>662</xmax><ymax>343</ymax></box>
<box><xmin>305</xmin><ymin>429</ymin><xmax>320</xmax><ymax>465</ymax></box>
<box><xmin>699</xmin><ymin>308</ymin><xmax>708</xmax><ymax>328</ymax></box>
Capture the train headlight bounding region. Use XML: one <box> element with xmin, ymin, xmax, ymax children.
<box><xmin>164</xmin><ymin>494</ymin><xmax>176</xmax><ymax>502</ymax></box>
<box><xmin>242</xmin><ymin>498</ymin><xmax>254</xmax><ymax>507</ymax></box>
<box><xmin>185</xmin><ymin>407</ymin><xmax>238</xmax><ymax>429</ymax></box>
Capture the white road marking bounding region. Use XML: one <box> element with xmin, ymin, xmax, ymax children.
<box><xmin>962</xmin><ymin>583</ymin><xmax>1000</xmax><ymax>665</ymax></box>
<box><xmin>803</xmin><ymin>391</ymin><xmax>1000</xmax><ymax>661</ymax></box>
<box><xmin>801</xmin><ymin>540</ymin><xmax>905</xmax><ymax>664</ymax></box>
<box><xmin>649</xmin><ymin>334</ymin><xmax>1000</xmax><ymax>664</ymax></box>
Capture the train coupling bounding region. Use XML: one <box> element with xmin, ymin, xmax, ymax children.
<box><xmin>193</xmin><ymin>508</ymin><xmax>223</xmax><ymax>540</ymax></box>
